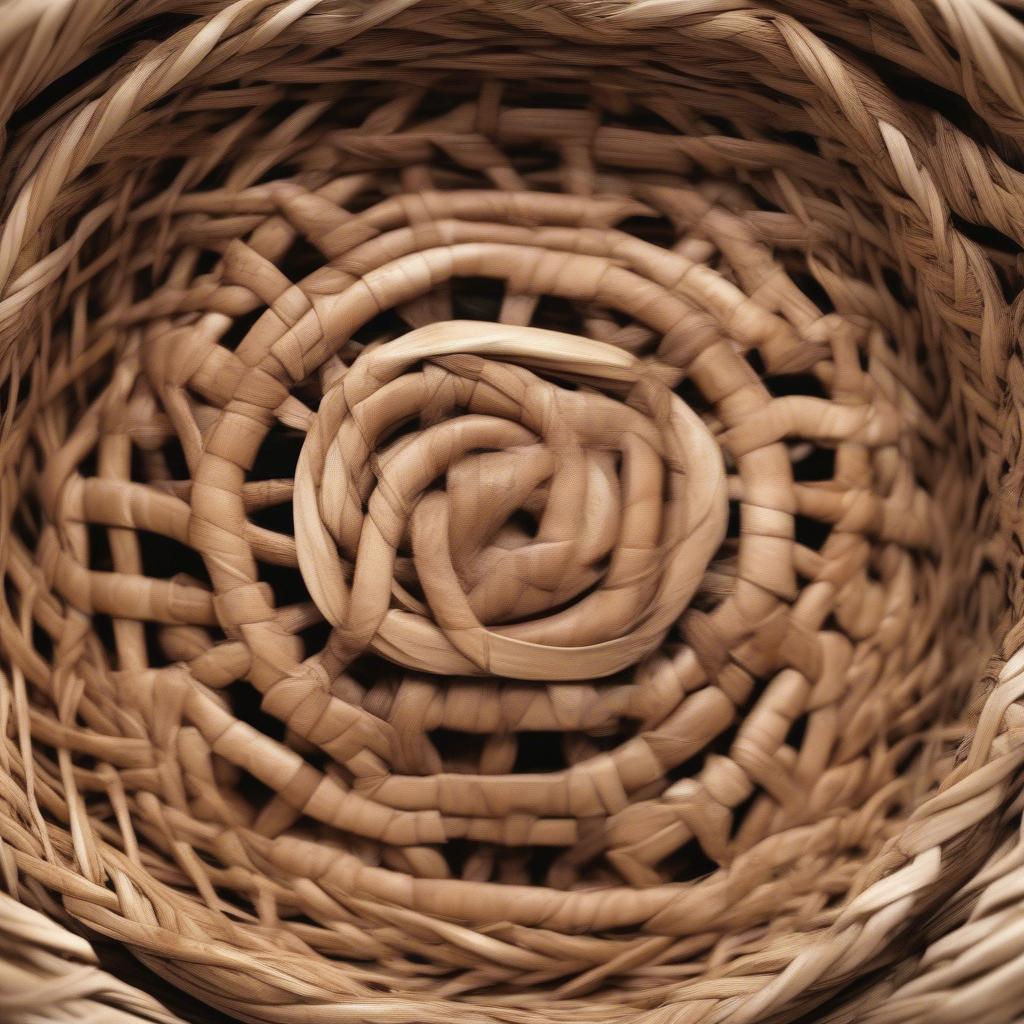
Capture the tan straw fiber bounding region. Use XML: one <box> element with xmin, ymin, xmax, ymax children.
<box><xmin>0</xmin><ymin>890</ymin><xmax>183</xmax><ymax>1024</ymax></box>
<box><xmin>3</xmin><ymin>1</ymin><xmax>1024</xmax><ymax>1023</ymax></box>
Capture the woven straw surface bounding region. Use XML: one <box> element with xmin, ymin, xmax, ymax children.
<box><xmin>3</xmin><ymin>1</ymin><xmax>1024</xmax><ymax>1022</ymax></box>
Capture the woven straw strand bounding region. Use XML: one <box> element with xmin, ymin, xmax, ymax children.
<box><xmin>2</xmin><ymin>2</ymin><xmax>1024</xmax><ymax>1024</ymax></box>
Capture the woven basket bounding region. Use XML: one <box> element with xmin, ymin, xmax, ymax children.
<box><xmin>3</xmin><ymin>1</ymin><xmax>1024</xmax><ymax>1022</ymax></box>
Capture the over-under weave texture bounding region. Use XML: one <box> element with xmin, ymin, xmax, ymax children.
<box><xmin>3</xmin><ymin>2</ymin><xmax>1024</xmax><ymax>1024</ymax></box>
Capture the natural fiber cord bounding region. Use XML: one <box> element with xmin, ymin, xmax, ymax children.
<box><xmin>0</xmin><ymin>890</ymin><xmax>183</xmax><ymax>1024</ymax></box>
<box><xmin>3</xmin><ymin>1</ymin><xmax>1024</xmax><ymax>1022</ymax></box>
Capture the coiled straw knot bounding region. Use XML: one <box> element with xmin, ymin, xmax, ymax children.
<box><xmin>295</xmin><ymin>320</ymin><xmax>728</xmax><ymax>680</ymax></box>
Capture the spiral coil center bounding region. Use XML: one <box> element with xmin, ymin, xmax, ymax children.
<box><xmin>295</xmin><ymin>320</ymin><xmax>728</xmax><ymax>680</ymax></box>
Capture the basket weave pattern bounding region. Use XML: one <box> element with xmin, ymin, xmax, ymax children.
<box><xmin>3</xmin><ymin>3</ymin><xmax>1024</xmax><ymax>1023</ymax></box>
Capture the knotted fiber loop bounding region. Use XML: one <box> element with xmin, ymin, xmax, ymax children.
<box><xmin>294</xmin><ymin>321</ymin><xmax>728</xmax><ymax>679</ymax></box>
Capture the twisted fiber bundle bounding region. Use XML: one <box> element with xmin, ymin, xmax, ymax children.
<box><xmin>3</xmin><ymin>1</ymin><xmax>1024</xmax><ymax>1023</ymax></box>
<box><xmin>0</xmin><ymin>890</ymin><xmax>182</xmax><ymax>1024</ymax></box>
